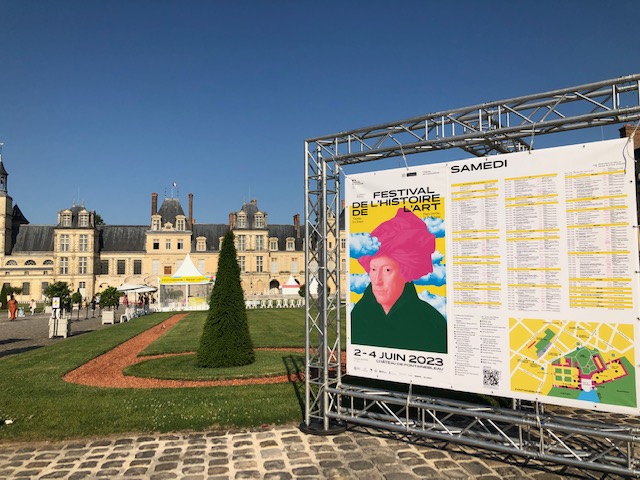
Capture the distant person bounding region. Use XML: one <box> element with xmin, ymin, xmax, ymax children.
<box><xmin>8</xmin><ymin>295</ymin><xmax>18</xmax><ymax>321</ymax></box>
<box><xmin>29</xmin><ymin>298</ymin><xmax>37</xmax><ymax>315</ymax></box>
<box><xmin>351</xmin><ymin>208</ymin><xmax>447</xmax><ymax>353</ymax></box>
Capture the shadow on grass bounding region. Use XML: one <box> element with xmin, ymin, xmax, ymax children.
<box><xmin>283</xmin><ymin>354</ymin><xmax>306</xmax><ymax>418</ymax></box>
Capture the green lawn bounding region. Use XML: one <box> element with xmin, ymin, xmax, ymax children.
<box><xmin>0</xmin><ymin>311</ymin><xmax>306</xmax><ymax>442</ymax></box>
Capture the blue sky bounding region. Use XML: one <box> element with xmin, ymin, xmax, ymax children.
<box><xmin>1</xmin><ymin>0</ymin><xmax>638</xmax><ymax>226</ymax></box>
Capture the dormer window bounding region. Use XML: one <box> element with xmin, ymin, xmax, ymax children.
<box><xmin>255</xmin><ymin>214</ymin><xmax>264</xmax><ymax>228</ymax></box>
<box><xmin>286</xmin><ymin>238</ymin><xmax>295</xmax><ymax>251</ymax></box>
<box><xmin>237</xmin><ymin>213</ymin><xmax>246</xmax><ymax>228</ymax></box>
<box><xmin>62</xmin><ymin>213</ymin><xmax>72</xmax><ymax>227</ymax></box>
<box><xmin>152</xmin><ymin>217</ymin><xmax>161</xmax><ymax>231</ymax></box>
<box><xmin>176</xmin><ymin>218</ymin><xmax>186</xmax><ymax>231</ymax></box>
<box><xmin>196</xmin><ymin>237</ymin><xmax>207</xmax><ymax>252</ymax></box>
<box><xmin>269</xmin><ymin>238</ymin><xmax>278</xmax><ymax>251</ymax></box>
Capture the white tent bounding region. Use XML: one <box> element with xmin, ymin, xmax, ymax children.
<box><xmin>158</xmin><ymin>254</ymin><xmax>213</xmax><ymax>311</ymax></box>
<box><xmin>281</xmin><ymin>274</ymin><xmax>300</xmax><ymax>296</ymax></box>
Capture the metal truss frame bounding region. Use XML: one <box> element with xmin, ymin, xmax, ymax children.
<box><xmin>303</xmin><ymin>74</ymin><xmax>640</xmax><ymax>476</ymax></box>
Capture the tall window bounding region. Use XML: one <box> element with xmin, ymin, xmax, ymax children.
<box><xmin>152</xmin><ymin>260</ymin><xmax>159</xmax><ymax>274</ymax></box>
<box><xmin>341</xmin><ymin>238</ymin><xmax>346</xmax><ymax>249</ymax></box>
<box><xmin>62</xmin><ymin>213</ymin><xmax>71</xmax><ymax>227</ymax></box>
<box><xmin>256</xmin><ymin>256</ymin><xmax>263</xmax><ymax>273</ymax></box>
<box><xmin>153</xmin><ymin>239</ymin><xmax>160</xmax><ymax>250</ymax></box>
<box><xmin>286</xmin><ymin>238</ymin><xmax>295</xmax><ymax>251</ymax></box>
<box><xmin>237</xmin><ymin>213</ymin><xmax>246</xmax><ymax>228</ymax></box>
<box><xmin>271</xmin><ymin>258</ymin><xmax>278</xmax><ymax>273</ymax></box>
<box><xmin>117</xmin><ymin>260</ymin><xmax>126</xmax><ymax>275</ymax></box>
<box><xmin>198</xmin><ymin>259</ymin><xmax>205</xmax><ymax>274</ymax></box>
<box><xmin>292</xmin><ymin>258</ymin><xmax>299</xmax><ymax>273</ymax></box>
<box><xmin>79</xmin><ymin>214</ymin><xmax>89</xmax><ymax>227</ymax></box>
<box><xmin>165</xmin><ymin>239</ymin><xmax>171</xmax><ymax>249</ymax></box>
<box><xmin>237</xmin><ymin>235</ymin><xmax>246</xmax><ymax>251</ymax></box>
<box><xmin>177</xmin><ymin>239</ymin><xmax>184</xmax><ymax>250</ymax></box>
<box><xmin>256</xmin><ymin>236</ymin><xmax>264</xmax><ymax>251</ymax></box>
<box><xmin>60</xmin><ymin>257</ymin><xmax>68</xmax><ymax>274</ymax></box>
<box><xmin>78</xmin><ymin>257</ymin><xmax>87</xmax><ymax>274</ymax></box>
<box><xmin>238</xmin><ymin>256</ymin><xmax>245</xmax><ymax>272</ymax></box>
<box><xmin>60</xmin><ymin>234</ymin><xmax>69</xmax><ymax>252</ymax></box>
<box><xmin>78</xmin><ymin>281</ymin><xmax>86</xmax><ymax>289</ymax></box>
<box><xmin>269</xmin><ymin>238</ymin><xmax>278</xmax><ymax>251</ymax></box>
<box><xmin>100</xmin><ymin>260</ymin><xmax>109</xmax><ymax>274</ymax></box>
<box><xmin>42</xmin><ymin>281</ymin><xmax>49</xmax><ymax>292</ymax></box>
<box><xmin>255</xmin><ymin>214</ymin><xmax>264</xmax><ymax>228</ymax></box>
<box><xmin>79</xmin><ymin>234</ymin><xmax>88</xmax><ymax>252</ymax></box>
<box><xmin>22</xmin><ymin>282</ymin><xmax>30</xmax><ymax>295</ymax></box>
<box><xmin>152</xmin><ymin>218</ymin><xmax>160</xmax><ymax>231</ymax></box>
<box><xmin>134</xmin><ymin>260</ymin><xmax>142</xmax><ymax>275</ymax></box>
<box><xmin>177</xmin><ymin>218</ymin><xmax>185</xmax><ymax>230</ymax></box>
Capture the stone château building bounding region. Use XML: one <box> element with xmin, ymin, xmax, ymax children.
<box><xmin>0</xmin><ymin>155</ymin><xmax>310</xmax><ymax>303</ymax></box>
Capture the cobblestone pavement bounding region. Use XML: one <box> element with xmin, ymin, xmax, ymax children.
<box><xmin>0</xmin><ymin>423</ymin><xmax>627</xmax><ymax>480</ymax></box>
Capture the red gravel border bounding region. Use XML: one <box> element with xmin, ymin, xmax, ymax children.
<box><xmin>63</xmin><ymin>313</ymin><xmax>303</xmax><ymax>389</ymax></box>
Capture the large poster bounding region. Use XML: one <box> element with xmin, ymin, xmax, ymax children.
<box><xmin>346</xmin><ymin>138</ymin><xmax>640</xmax><ymax>414</ymax></box>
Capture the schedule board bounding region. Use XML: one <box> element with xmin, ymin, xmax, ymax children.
<box><xmin>345</xmin><ymin>138</ymin><xmax>640</xmax><ymax>414</ymax></box>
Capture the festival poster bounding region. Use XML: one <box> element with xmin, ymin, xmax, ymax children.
<box><xmin>345</xmin><ymin>138</ymin><xmax>640</xmax><ymax>414</ymax></box>
<box><xmin>346</xmin><ymin>164</ymin><xmax>451</xmax><ymax>386</ymax></box>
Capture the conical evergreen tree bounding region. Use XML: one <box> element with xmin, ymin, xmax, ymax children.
<box><xmin>0</xmin><ymin>283</ymin><xmax>7</xmax><ymax>310</ymax></box>
<box><xmin>197</xmin><ymin>230</ymin><xmax>255</xmax><ymax>367</ymax></box>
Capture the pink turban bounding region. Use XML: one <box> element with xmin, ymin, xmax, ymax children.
<box><xmin>358</xmin><ymin>208</ymin><xmax>435</xmax><ymax>282</ymax></box>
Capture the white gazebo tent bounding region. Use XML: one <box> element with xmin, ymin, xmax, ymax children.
<box><xmin>158</xmin><ymin>254</ymin><xmax>214</xmax><ymax>311</ymax></box>
<box><xmin>281</xmin><ymin>274</ymin><xmax>300</xmax><ymax>296</ymax></box>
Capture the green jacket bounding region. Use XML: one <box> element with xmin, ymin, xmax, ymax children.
<box><xmin>351</xmin><ymin>282</ymin><xmax>447</xmax><ymax>353</ymax></box>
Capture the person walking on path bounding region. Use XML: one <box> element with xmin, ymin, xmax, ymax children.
<box><xmin>29</xmin><ymin>299</ymin><xmax>37</xmax><ymax>315</ymax></box>
<box><xmin>8</xmin><ymin>295</ymin><xmax>18</xmax><ymax>321</ymax></box>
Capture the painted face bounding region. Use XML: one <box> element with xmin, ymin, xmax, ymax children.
<box><xmin>369</xmin><ymin>255</ymin><xmax>405</xmax><ymax>314</ymax></box>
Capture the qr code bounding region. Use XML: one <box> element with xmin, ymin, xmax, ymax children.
<box><xmin>483</xmin><ymin>368</ymin><xmax>500</xmax><ymax>388</ymax></box>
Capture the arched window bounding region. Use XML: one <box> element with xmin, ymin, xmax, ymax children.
<box><xmin>25</xmin><ymin>260</ymin><xmax>36</xmax><ymax>265</ymax></box>
<box><xmin>44</xmin><ymin>260</ymin><xmax>54</xmax><ymax>265</ymax></box>
<box><xmin>6</xmin><ymin>260</ymin><xmax>17</xmax><ymax>266</ymax></box>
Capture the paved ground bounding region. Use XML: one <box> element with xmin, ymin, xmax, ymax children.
<box><xmin>0</xmin><ymin>312</ymin><xmax>635</xmax><ymax>479</ymax></box>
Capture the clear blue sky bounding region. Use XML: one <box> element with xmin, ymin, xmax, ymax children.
<box><xmin>1</xmin><ymin>0</ymin><xmax>638</xmax><ymax>226</ymax></box>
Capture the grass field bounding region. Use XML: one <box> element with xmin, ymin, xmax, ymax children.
<box><xmin>0</xmin><ymin>310</ymin><xmax>309</xmax><ymax>442</ymax></box>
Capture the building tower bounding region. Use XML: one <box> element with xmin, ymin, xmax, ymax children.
<box><xmin>0</xmin><ymin>145</ymin><xmax>14</xmax><ymax>257</ymax></box>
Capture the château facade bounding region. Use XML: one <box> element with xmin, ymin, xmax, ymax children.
<box><xmin>0</xmin><ymin>155</ymin><xmax>321</xmax><ymax>303</ymax></box>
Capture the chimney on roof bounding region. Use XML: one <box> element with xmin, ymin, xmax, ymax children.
<box><xmin>620</xmin><ymin>124</ymin><xmax>640</xmax><ymax>159</ymax></box>
<box><xmin>188</xmin><ymin>193</ymin><xmax>193</xmax><ymax>227</ymax></box>
<box><xmin>229</xmin><ymin>212</ymin><xmax>235</xmax><ymax>229</ymax></box>
<box><xmin>152</xmin><ymin>192</ymin><xmax>158</xmax><ymax>216</ymax></box>
<box><xmin>294</xmin><ymin>213</ymin><xmax>300</xmax><ymax>238</ymax></box>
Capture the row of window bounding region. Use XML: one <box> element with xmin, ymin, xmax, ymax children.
<box><xmin>59</xmin><ymin>234</ymin><xmax>90</xmax><ymax>252</ymax></box>
<box><xmin>236</xmin><ymin>235</ymin><xmax>296</xmax><ymax>252</ymax></box>
<box><xmin>6</xmin><ymin>259</ymin><xmax>54</xmax><ymax>266</ymax></box>
<box><xmin>151</xmin><ymin>216</ymin><xmax>187</xmax><ymax>231</ymax></box>
<box><xmin>237</xmin><ymin>257</ymin><xmax>299</xmax><ymax>274</ymax></box>
<box><xmin>149</xmin><ymin>236</ymin><xmax>297</xmax><ymax>252</ymax></box>
<box><xmin>60</xmin><ymin>211</ymin><xmax>91</xmax><ymax>227</ymax></box>
<box><xmin>152</xmin><ymin>238</ymin><xmax>186</xmax><ymax>250</ymax></box>
<box><xmin>235</xmin><ymin>212</ymin><xmax>265</xmax><ymax>229</ymax></box>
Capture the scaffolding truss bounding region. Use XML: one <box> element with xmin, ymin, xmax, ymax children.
<box><xmin>304</xmin><ymin>74</ymin><xmax>640</xmax><ymax>476</ymax></box>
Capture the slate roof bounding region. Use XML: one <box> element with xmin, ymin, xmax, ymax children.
<box><xmin>98</xmin><ymin>226</ymin><xmax>147</xmax><ymax>252</ymax></box>
<box><xmin>157</xmin><ymin>198</ymin><xmax>186</xmax><ymax>227</ymax></box>
<box><xmin>11</xmin><ymin>225</ymin><xmax>55</xmax><ymax>253</ymax></box>
<box><xmin>12</xmin><ymin>204</ymin><xmax>29</xmax><ymax>225</ymax></box>
<box><xmin>57</xmin><ymin>205</ymin><xmax>94</xmax><ymax>228</ymax></box>
<box><xmin>267</xmin><ymin>224</ymin><xmax>304</xmax><ymax>250</ymax></box>
<box><xmin>191</xmin><ymin>224</ymin><xmax>229</xmax><ymax>251</ymax></box>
